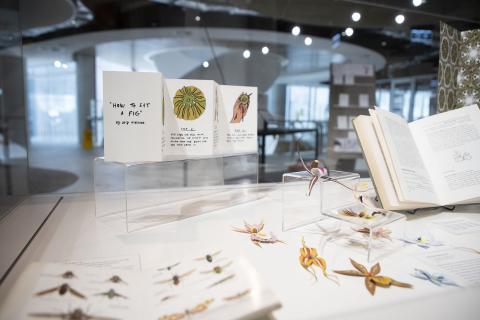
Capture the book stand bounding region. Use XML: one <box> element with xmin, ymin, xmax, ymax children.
<box><xmin>94</xmin><ymin>153</ymin><xmax>260</xmax><ymax>233</ymax></box>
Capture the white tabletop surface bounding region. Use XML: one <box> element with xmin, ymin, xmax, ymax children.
<box><xmin>1</xmin><ymin>185</ymin><xmax>480</xmax><ymax>320</ymax></box>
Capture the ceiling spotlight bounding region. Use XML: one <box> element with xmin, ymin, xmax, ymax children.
<box><xmin>53</xmin><ymin>60</ymin><xmax>62</xmax><ymax>68</ymax></box>
<box><xmin>195</xmin><ymin>16</ymin><xmax>201</xmax><ymax>22</ymax></box>
<box><xmin>351</xmin><ymin>12</ymin><xmax>361</xmax><ymax>22</ymax></box>
<box><xmin>412</xmin><ymin>0</ymin><xmax>423</xmax><ymax>7</ymax></box>
<box><xmin>202</xmin><ymin>61</ymin><xmax>209</xmax><ymax>68</ymax></box>
<box><xmin>243</xmin><ymin>49</ymin><xmax>251</xmax><ymax>59</ymax></box>
<box><xmin>304</xmin><ymin>37</ymin><xmax>312</xmax><ymax>46</ymax></box>
<box><xmin>291</xmin><ymin>26</ymin><xmax>301</xmax><ymax>36</ymax></box>
<box><xmin>395</xmin><ymin>14</ymin><xmax>405</xmax><ymax>24</ymax></box>
<box><xmin>261</xmin><ymin>46</ymin><xmax>269</xmax><ymax>55</ymax></box>
<box><xmin>345</xmin><ymin>27</ymin><xmax>354</xmax><ymax>37</ymax></box>
<box><xmin>61</xmin><ymin>63</ymin><xmax>68</xmax><ymax>69</ymax></box>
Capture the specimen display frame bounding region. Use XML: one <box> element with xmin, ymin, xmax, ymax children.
<box><xmin>323</xmin><ymin>202</ymin><xmax>406</xmax><ymax>262</ymax></box>
<box><xmin>94</xmin><ymin>153</ymin><xmax>260</xmax><ymax>233</ymax></box>
<box><xmin>281</xmin><ymin>170</ymin><xmax>360</xmax><ymax>231</ymax></box>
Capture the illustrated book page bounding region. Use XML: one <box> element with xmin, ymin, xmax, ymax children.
<box><xmin>163</xmin><ymin>79</ymin><xmax>218</xmax><ymax>159</ymax></box>
<box><xmin>409</xmin><ymin>104</ymin><xmax>480</xmax><ymax>205</ymax></box>
<box><xmin>103</xmin><ymin>71</ymin><xmax>164</xmax><ymax>163</ymax></box>
<box><xmin>216</xmin><ymin>85</ymin><xmax>258</xmax><ymax>155</ymax></box>
<box><xmin>372</xmin><ymin>108</ymin><xmax>439</xmax><ymax>205</ymax></box>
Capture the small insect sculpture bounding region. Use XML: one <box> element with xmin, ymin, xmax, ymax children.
<box><xmin>159</xmin><ymin>299</ymin><xmax>214</xmax><ymax>320</ymax></box>
<box><xmin>299</xmin><ymin>237</ymin><xmax>338</xmax><ymax>283</ymax></box>
<box><xmin>95</xmin><ymin>288</ymin><xmax>128</xmax><ymax>300</ymax></box>
<box><xmin>223</xmin><ymin>289</ymin><xmax>251</xmax><ymax>301</ymax></box>
<box><xmin>29</xmin><ymin>308</ymin><xmax>118</xmax><ymax>320</ymax></box>
<box><xmin>200</xmin><ymin>261</ymin><xmax>233</xmax><ymax>274</ymax></box>
<box><xmin>412</xmin><ymin>269</ymin><xmax>460</xmax><ymax>287</ymax></box>
<box><xmin>232</xmin><ymin>221</ymin><xmax>284</xmax><ymax>247</ymax></box>
<box><xmin>106</xmin><ymin>275</ymin><xmax>127</xmax><ymax>285</ymax></box>
<box><xmin>194</xmin><ymin>251</ymin><xmax>221</xmax><ymax>263</ymax></box>
<box><xmin>230</xmin><ymin>92</ymin><xmax>252</xmax><ymax>123</ymax></box>
<box><xmin>156</xmin><ymin>269</ymin><xmax>195</xmax><ymax>286</ymax></box>
<box><xmin>334</xmin><ymin>258</ymin><xmax>412</xmax><ymax>295</ymax></box>
<box><xmin>35</xmin><ymin>283</ymin><xmax>86</xmax><ymax>299</ymax></box>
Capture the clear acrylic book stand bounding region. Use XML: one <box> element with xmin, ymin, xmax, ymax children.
<box><xmin>94</xmin><ymin>153</ymin><xmax>260</xmax><ymax>232</ymax></box>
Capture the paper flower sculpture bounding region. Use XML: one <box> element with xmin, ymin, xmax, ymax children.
<box><xmin>402</xmin><ymin>234</ymin><xmax>443</xmax><ymax>248</ymax></box>
<box><xmin>299</xmin><ymin>237</ymin><xmax>338</xmax><ymax>283</ymax></box>
<box><xmin>334</xmin><ymin>259</ymin><xmax>412</xmax><ymax>295</ymax></box>
<box><xmin>412</xmin><ymin>269</ymin><xmax>460</xmax><ymax>287</ymax></box>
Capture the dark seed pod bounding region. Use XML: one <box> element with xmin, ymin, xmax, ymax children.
<box><xmin>59</xmin><ymin>284</ymin><xmax>68</xmax><ymax>295</ymax></box>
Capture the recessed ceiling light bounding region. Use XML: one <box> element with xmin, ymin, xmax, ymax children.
<box><xmin>395</xmin><ymin>14</ymin><xmax>405</xmax><ymax>24</ymax></box>
<box><xmin>345</xmin><ymin>27</ymin><xmax>354</xmax><ymax>37</ymax></box>
<box><xmin>61</xmin><ymin>63</ymin><xmax>68</xmax><ymax>69</ymax></box>
<box><xmin>243</xmin><ymin>49</ymin><xmax>251</xmax><ymax>59</ymax></box>
<box><xmin>412</xmin><ymin>0</ymin><xmax>423</xmax><ymax>7</ymax></box>
<box><xmin>351</xmin><ymin>12</ymin><xmax>361</xmax><ymax>22</ymax></box>
<box><xmin>53</xmin><ymin>60</ymin><xmax>61</xmax><ymax>68</ymax></box>
<box><xmin>291</xmin><ymin>26</ymin><xmax>301</xmax><ymax>36</ymax></box>
<box><xmin>261</xmin><ymin>46</ymin><xmax>269</xmax><ymax>55</ymax></box>
<box><xmin>202</xmin><ymin>61</ymin><xmax>209</xmax><ymax>68</ymax></box>
<box><xmin>304</xmin><ymin>37</ymin><xmax>312</xmax><ymax>46</ymax></box>
<box><xmin>195</xmin><ymin>16</ymin><xmax>201</xmax><ymax>22</ymax></box>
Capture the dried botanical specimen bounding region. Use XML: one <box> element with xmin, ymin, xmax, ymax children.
<box><xmin>107</xmin><ymin>275</ymin><xmax>127</xmax><ymax>284</ymax></box>
<box><xmin>194</xmin><ymin>250</ymin><xmax>221</xmax><ymax>263</ymax></box>
<box><xmin>232</xmin><ymin>221</ymin><xmax>284</xmax><ymax>247</ymax></box>
<box><xmin>156</xmin><ymin>269</ymin><xmax>195</xmax><ymax>286</ymax></box>
<box><xmin>29</xmin><ymin>308</ymin><xmax>118</xmax><ymax>320</ymax></box>
<box><xmin>354</xmin><ymin>227</ymin><xmax>392</xmax><ymax>241</ymax></box>
<box><xmin>59</xmin><ymin>271</ymin><xmax>76</xmax><ymax>279</ymax></box>
<box><xmin>412</xmin><ymin>269</ymin><xmax>460</xmax><ymax>287</ymax></box>
<box><xmin>173</xmin><ymin>86</ymin><xmax>206</xmax><ymax>120</ymax></box>
<box><xmin>223</xmin><ymin>289</ymin><xmax>251</xmax><ymax>301</ymax></box>
<box><xmin>207</xmin><ymin>274</ymin><xmax>235</xmax><ymax>289</ymax></box>
<box><xmin>230</xmin><ymin>92</ymin><xmax>252</xmax><ymax>123</ymax></box>
<box><xmin>334</xmin><ymin>258</ymin><xmax>412</xmax><ymax>295</ymax></box>
<box><xmin>160</xmin><ymin>295</ymin><xmax>177</xmax><ymax>302</ymax></box>
<box><xmin>95</xmin><ymin>288</ymin><xmax>128</xmax><ymax>300</ymax></box>
<box><xmin>299</xmin><ymin>237</ymin><xmax>338</xmax><ymax>283</ymax></box>
<box><xmin>159</xmin><ymin>299</ymin><xmax>213</xmax><ymax>320</ymax></box>
<box><xmin>200</xmin><ymin>261</ymin><xmax>233</xmax><ymax>274</ymax></box>
<box><xmin>340</xmin><ymin>208</ymin><xmax>385</xmax><ymax>219</ymax></box>
<box><xmin>35</xmin><ymin>283</ymin><xmax>86</xmax><ymax>299</ymax></box>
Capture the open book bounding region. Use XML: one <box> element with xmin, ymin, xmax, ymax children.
<box><xmin>353</xmin><ymin>104</ymin><xmax>480</xmax><ymax>210</ymax></box>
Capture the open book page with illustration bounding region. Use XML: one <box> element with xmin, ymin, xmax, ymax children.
<box><xmin>409</xmin><ymin>104</ymin><xmax>480</xmax><ymax>205</ymax></box>
<box><xmin>354</xmin><ymin>104</ymin><xmax>480</xmax><ymax>210</ymax></box>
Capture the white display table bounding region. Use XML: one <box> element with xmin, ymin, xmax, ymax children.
<box><xmin>1</xmin><ymin>184</ymin><xmax>479</xmax><ymax>320</ymax></box>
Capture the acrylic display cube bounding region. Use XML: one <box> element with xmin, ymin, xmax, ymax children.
<box><xmin>282</xmin><ymin>170</ymin><xmax>360</xmax><ymax>231</ymax></box>
<box><xmin>322</xmin><ymin>202</ymin><xmax>406</xmax><ymax>262</ymax></box>
<box><xmin>94</xmin><ymin>153</ymin><xmax>260</xmax><ymax>232</ymax></box>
